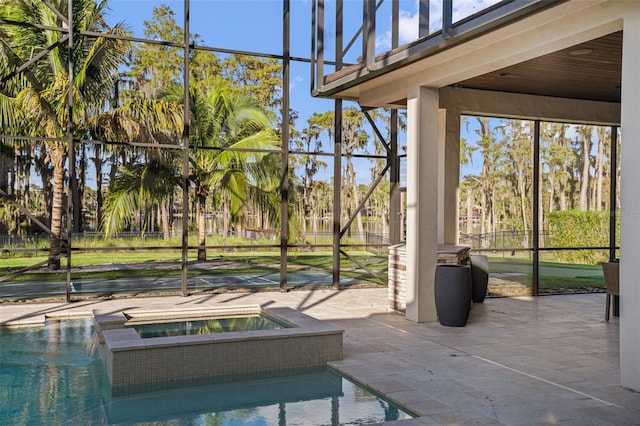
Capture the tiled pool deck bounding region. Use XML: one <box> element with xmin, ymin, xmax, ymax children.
<box><xmin>1</xmin><ymin>288</ymin><xmax>638</xmax><ymax>425</ymax></box>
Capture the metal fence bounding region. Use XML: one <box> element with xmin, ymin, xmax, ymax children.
<box><xmin>459</xmin><ymin>230</ymin><xmax>551</xmax><ymax>251</ymax></box>
<box><xmin>1</xmin><ymin>231</ymin><xmax>391</xmax><ymax>253</ymax></box>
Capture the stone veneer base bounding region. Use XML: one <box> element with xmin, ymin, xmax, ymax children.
<box><xmin>388</xmin><ymin>244</ymin><xmax>471</xmax><ymax>313</ymax></box>
<box><xmin>95</xmin><ymin>305</ymin><xmax>344</xmax><ymax>395</ymax></box>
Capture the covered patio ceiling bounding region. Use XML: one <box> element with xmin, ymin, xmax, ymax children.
<box><xmin>455</xmin><ymin>30</ymin><xmax>622</xmax><ymax>104</ymax></box>
<box><xmin>317</xmin><ymin>23</ymin><xmax>623</xmax><ymax>108</ymax></box>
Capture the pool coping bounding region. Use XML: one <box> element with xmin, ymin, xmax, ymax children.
<box><xmin>96</xmin><ymin>304</ymin><xmax>340</xmax><ymax>348</ymax></box>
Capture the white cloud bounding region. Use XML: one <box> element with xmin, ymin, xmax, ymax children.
<box><xmin>375</xmin><ymin>9</ymin><xmax>417</xmax><ymax>52</ymax></box>
<box><xmin>453</xmin><ymin>0</ymin><xmax>503</xmax><ymax>22</ymax></box>
<box><xmin>289</xmin><ymin>75</ymin><xmax>304</xmax><ymax>92</ymax></box>
<box><xmin>399</xmin><ymin>9</ymin><xmax>420</xmax><ymax>44</ymax></box>
<box><xmin>375</xmin><ymin>32</ymin><xmax>392</xmax><ymax>52</ymax></box>
<box><xmin>375</xmin><ymin>0</ymin><xmax>503</xmax><ymax>51</ymax></box>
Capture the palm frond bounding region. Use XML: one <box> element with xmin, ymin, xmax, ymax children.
<box><xmin>219</xmin><ymin>169</ymin><xmax>248</xmax><ymax>217</ymax></box>
<box><xmin>101</xmin><ymin>159</ymin><xmax>181</xmax><ymax>236</ymax></box>
<box><xmin>0</xmin><ymin>93</ymin><xmax>17</xmax><ymax>130</ymax></box>
<box><xmin>101</xmin><ymin>187</ymin><xmax>141</xmax><ymax>237</ymax></box>
<box><xmin>90</xmin><ymin>96</ymin><xmax>182</xmax><ymax>143</ymax></box>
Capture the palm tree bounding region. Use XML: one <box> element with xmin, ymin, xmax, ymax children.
<box><xmin>90</xmin><ymin>91</ymin><xmax>183</xmax><ymax>239</ymax></box>
<box><xmin>102</xmin><ymin>84</ymin><xmax>281</xmax><ymax>260</ymax></box>
<box><xmin>100</xmin><ymin>154</ymin><xmax>181</xmax><ymax>237</ymax></box>
<box><xmin>173</xmin><ymin>84</ymin><xmax>281</xmax><ymax>260</ymax></box>
<box><xmin>0</xmin><ymin>0</ymin><xmax>132</xmax><ymax>269</ymax></box>
<box><xmin>2</xmin><ymin>0</ymin><xmax>183</xmax><ymax>264</ymax></box>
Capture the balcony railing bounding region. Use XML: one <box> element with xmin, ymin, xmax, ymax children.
<box><xmin>311</xmin><ymin>0</ymin><xmax>558</xmax><ymax>97</ymax></box>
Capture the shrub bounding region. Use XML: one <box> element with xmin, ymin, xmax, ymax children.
<box><xmin>546</xmin><ymin>210</ymin><xmax>615</xmax><ymax>264</ymax></box>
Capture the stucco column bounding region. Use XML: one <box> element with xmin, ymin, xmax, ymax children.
<box><xmin>439</xmin><ymin>107</ymin><xmax>461</xmax><ymax>245</ymax></box>
<box><xmin>620</xmin><ymin>7</ymin><xmax>640</xmax><ymax>392</ymax></box>
<box><xmin>405</xmin><ymin>86</ymin><xmax>439</xmax><ymax>322</ymax></box>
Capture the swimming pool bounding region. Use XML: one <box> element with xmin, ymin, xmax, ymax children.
<box><xmin>0</xmin><ymin>318</ymin><xmax>415</xmax><ymax>425</ymax></box>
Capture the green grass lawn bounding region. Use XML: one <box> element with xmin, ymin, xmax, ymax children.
<box><xmin>2</xmin><ymin>247</ymin><xmax>606</xmax><ymax>293</ymax></box>
<box><xmin>1</xmin><ymin>250</ymin><xmax>389</xmax><ymax>285</ymax></box>
<box><xmin>486</xmin><ymin>255</ymin><xmax>605</xmax><ymax>291</ymax></box>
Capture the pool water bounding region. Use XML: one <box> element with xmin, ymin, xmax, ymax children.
<box><xmin>128</xmin><ymin>314</ymin><xmax>289</xmax><ymax>338</ymax></box>
<box><xmin>0</xmin><ymin>318</ymin><xmax>414</xmax><ymax>425</ymax></box>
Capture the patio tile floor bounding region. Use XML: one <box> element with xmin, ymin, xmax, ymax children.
<box><xmin>1</xmin><ymin>288</ymin><xmax>638</xmax><ymax>425</ymax></box>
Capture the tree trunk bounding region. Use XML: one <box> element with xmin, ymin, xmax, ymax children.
<box><xmin>69</xmin><ymin>163</ymin><xmax>79</xmax><ymax>234</ymax></box>
<box><xmin>568</xmin><ymin>167</ymin><xmax>577</xmax><ymax>210</ymax></box>
<box><xmin>236</xmin><ymin>219</ymin><xmax>243</xmax><ymax>239</ymax></box>
<box><xmin>595</xmin><ymin>127</ymin><xmax>606</xmax><ymax>210</ymax></box>
<box><xmin>300</xmin><ymin>183</ymin><xmax>308</xmax><ymax>244</ymax></box>
<box><xmin>476</xmin><ymin>117</ymin><xmax>493</xmax><ymax>242</ymax></box>
<box><xmin>161</xmin><ymin>199</ymin><xmax>170</xmax><ymax>240</ymax></box>
<box><xmin>491</xmin><ymin>189</ymin><xmax>497</xmax><ymax>236</ymax></box>
<box><xmin>0</xmin><ymin>146</ymin><xmax>9</xmax><ymax>194</ymax></box>
<box><xmin>196</xmin><ymin>186</ymin><xmax>207</xmax><ymax>261</ymax></box>
<box><xmin>547</xmin><ymin>166</ymin><xmax>556</xmax><ymax>213</ymax></box>
<box><xmin>578</xmin><ymin>126</ymin><xmax>592</xmax><ymax>211</ymax></box>
<box><xmin>466</xmin><ymin>186</ymin><xmax>474</xmax><ymax>236</ymax></box>
<box><xmin>381</xmin><ymin>202</ymin><xmax>389</xmax><ymax>236</ymax></box>
<box><xmin>300</xmin><ymin>207</ymin><xmax>308</xmax><ymax>244</ymax></box>
<box><xmin>347</xmin><ymin>158</ymin><xmax>364</xmax><ymax>236</ymax></box>
<box><xmin>38</xmin><ymin>148</ymin><xmax>53</xmax><ymax>228</ymax></box>
<box><xmin>72</xmin><ymin>145</ymin><xmax>85</xmax><ymax>232</ymax></box>
<box><xmin>311</xmin><ymin>202</ymin><xmax>318</xmax><ymax>251</ymax></box>
<box><xmin>223</xmin><ymin>197</ymin><xmax>230</xmax><ymax>238</ymax></box>
<box><xmin>24</xmin><ymin>157</ymin><xmax>31</xmax><ymax>218</ymax></box>
<box><xmin>48</xmin><ymin>146</ymin><xmax>66</xmax><ymax>270</ymax></box>
<box><xmin>94</xmin><ymin>147</ymin><xmax>103</xmax><ymax>230</ymax></box>
<box><xmin>559</xmin><ymin>181</ymin><xmax>567</xmax><ymax>211</ymax></box>
<box><xmin>212</xmin><ymin>209</ymin><xmax>218</xmax><ymax>237</ymax></box>
<box><xmin>480</xmin><ymin>190</ymin><xmax>486</xmax><ymax>238</ymax></box>
<box><xmin>517</xmin><ymin>166</ymin><xmax>529</xmax><ymax>248</ymax></box>
<box><xmin>13</xmin><ymin>144</ymin><xmax>22</xmax><ymax>200</ymax></box>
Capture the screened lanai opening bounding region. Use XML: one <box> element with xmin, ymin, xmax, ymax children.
<box><xmin>460</xmin><ymin>116</ymin><xmax>620</xmax><ymax>297</ymax></box>
<box><xmin>0</xmin><ymin>0</ymin><xmax>405</xmax><ymax>301</ymax></box>
<box><xmin>1</xmin><ymin>0</ymin><xmax>624</xmax><ymax>302</ymax></box>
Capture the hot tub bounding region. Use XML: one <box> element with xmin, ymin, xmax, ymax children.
<box><xmin>94</xmin><ymin>305</ymin><xmax>344</xmax><ymax>395</ymax></box>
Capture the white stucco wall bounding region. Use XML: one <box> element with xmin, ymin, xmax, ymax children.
<box><xmin>619</xmin><ymin>6</ymin><xmax>640</xmax><ymax>392</ymax></box>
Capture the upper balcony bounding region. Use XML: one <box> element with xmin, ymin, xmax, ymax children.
<box><xmin>310</xmin><ymin>0</ymin><xmax>622</xmax><ymax>109</ymax></box>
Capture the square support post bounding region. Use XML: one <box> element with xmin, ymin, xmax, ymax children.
<box><xmin>405</xmin><ymin>86</ymin><xmax>439</xmax><ymax>323</ymax></box>
<box><xmin>389</xmin><ymin>109</ymin><xmax>402</xmax><ymax>244</ymax></box>
<box><xmin>620</xmin><ymin>6</ymin><xmax>640</xmax><ymax>392</ymax></box>
<box><xmin>439</xmin><ymin>107</ymin><xmax>461</xmax><ymax>245</ymax></box>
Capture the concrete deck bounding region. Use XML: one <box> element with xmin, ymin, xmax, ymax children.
<box><xmin>1</xmin><ymin>288</ymin><xmax>638</xmax><ymax>425</ymax></box>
